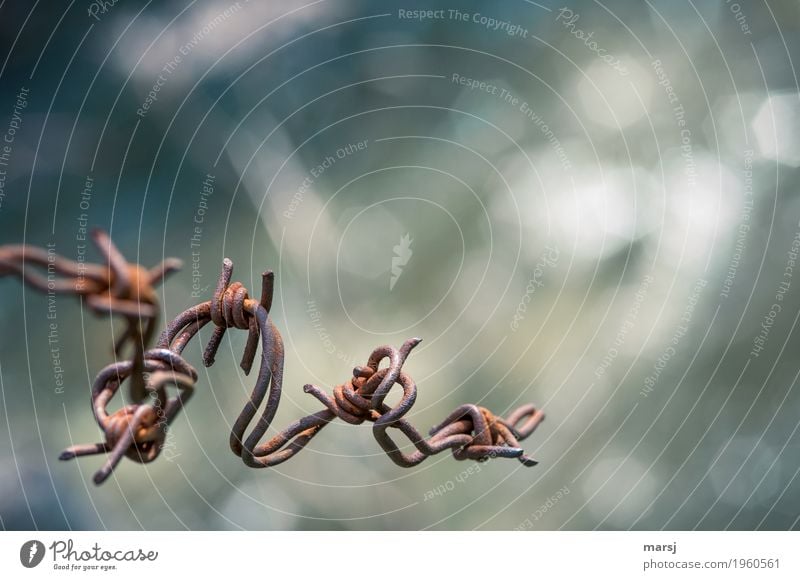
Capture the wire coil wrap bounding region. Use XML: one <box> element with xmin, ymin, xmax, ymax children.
<box><xmin>0</xmin><ymin>235</ymin><xmax>544</xmax><ymax>485</ymax></box>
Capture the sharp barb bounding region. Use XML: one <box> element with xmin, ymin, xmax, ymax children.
<box><xmin>2</xmin><ymin>237</ymin><xmax>545</xmax><ymax>485</ymax></box>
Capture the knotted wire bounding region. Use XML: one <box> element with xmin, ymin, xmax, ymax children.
<box><xmin>1</xmin><ymin>236</ymin><xmax>545</xmax><ymax>484</ymax></box>
<box><xmin>0</xmin><ymin>229</ymin><xmax>181</xmax><ymax>402</ymax></box>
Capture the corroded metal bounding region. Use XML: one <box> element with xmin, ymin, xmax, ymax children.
<box><xmin>1</xmin><ymin>235</ymin><xmax>545</xmax><ymax>484</ymax></box>
<box><xmin>59</xmin><ymin>350</ymin><xmax>196</xmax><ymax>484</ymax></box>
<box><xmin>0</xmin><ymin>230</ymin><xmax>180</xmax><ymax>402</ymax></box>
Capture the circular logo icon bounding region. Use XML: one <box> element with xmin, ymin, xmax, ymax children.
<box><xmin>20</xmin><ymin>540</ymin><xmax>45</xmax><ymax>568</ymax></box>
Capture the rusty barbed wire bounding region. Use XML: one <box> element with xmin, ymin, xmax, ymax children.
<box><xmin>1</xmin><ymin>234</ymin><xmax>544</xmax><ymax>484</ymax></box>
<box><xmin>0</xmin><ymin>230</ymin><xmax>181</xmax><ymax>403</ymax></box>
<box><xmin>58</xmin><ymin>351</ymin><xmax>196</xmax><ymax>484</ymax></box>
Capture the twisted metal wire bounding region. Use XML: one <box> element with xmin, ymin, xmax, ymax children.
<box><xmin>0</xmin><ymin>229</ymin><xmax>181</xmax><ymax>402</ymax></box>
<box><xmin>58</xmin><ymin>350</ymin><xmax>196</xmax><ymax>484</ymax></box>
<box><xmin>1</xmin><ymin>236</ymin><xmax>545</xmax><ymax>484</ymax></box>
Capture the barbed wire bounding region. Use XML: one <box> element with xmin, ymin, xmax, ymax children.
<box><xmin>0</xmin><ymin>229</ymin><xmax>181</xmax><ymax>403</ymax></box>
<box><xmin>1</xmin><ymin>232</ymin><xmax>544</xmax><ymax>485</ymax></box>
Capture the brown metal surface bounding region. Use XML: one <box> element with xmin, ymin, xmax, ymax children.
<box><xmin>0</xmin><ymin>230</ymin><xmax>181</xmax><ymax>403</ymax></box>
<box><xmin>1</xmin><ymin>234</ymin><xmax>545</xmax><ymax>485</ymax></box>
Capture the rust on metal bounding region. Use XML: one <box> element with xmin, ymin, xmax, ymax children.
<box><xmin>1</xmin><ymin>233</ymin><xmax>545</xmax><ymax>484</ymax></box>
<box><xmin>0</xmin><ymin>230</ymin><xmax>181</xmax><ymax>403</ymax></box>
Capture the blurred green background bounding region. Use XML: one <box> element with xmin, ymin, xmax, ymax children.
<box><xmin>1</xmin><ymin>0</ymin><xmax>799</xmax><ymax>530</ymax></box>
